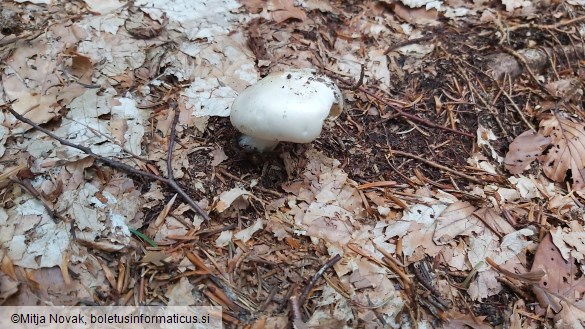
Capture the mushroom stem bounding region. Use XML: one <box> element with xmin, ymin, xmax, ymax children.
<box><xmin>239</xmin><ymin>135</ymin><xmax>280</xmax><ymax>152</ymax></box>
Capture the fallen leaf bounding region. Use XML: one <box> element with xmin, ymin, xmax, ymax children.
<box><xmin>215</xmin><ymin>187</ymin><xmax>251</xmax><ymax>213</ymax></box>
<box><xmin>234</xmin><ymin>219</ymin><xmax>264</xmax><ymax>243</ymax></box>
<box><xmin>270</xmin><ymin>0</ymin><xmax>307</xmax><ymax>23</ymax></box>
<box><xmin>505</xmin><ymin>130</ymin><xmax>551</xmax><ymax>175</ymax></box>
<box><xmin>210</xmin><ymin>147</ymin><xmax>228</xmax><ymax>167</ymax></box>
<box><xmin>477</xmin><ymin>125</ymin><xmax>503</xmax><ymax>162</ymax></box>
<box><xmin>539</xmin><ymin>114</ymin><xmax>585</xmax><ymax>190</ymax></box>
<box><xmin>434</xmin><ymin>201</ymin><xmax>484</xmax><ymax>245</ymax></box>
<box><xmin>166</xmin><ymin>277</ymin><xmax>195</xmax><ymax>305</ymax></box>
<box><xmin>531</xmin><ymin>233</ymin><xmax>585</xmax><ymax>326</ymax></box>
<box><xmin>0</xmin><ymin>272</ymin><xmax>19</xmax><ymax>305</ymax></box>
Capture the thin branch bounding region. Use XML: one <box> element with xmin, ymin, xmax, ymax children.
<box><xmin>500</xmin><ymin>46</ymin><xmax>551</xmax><ymax>96</ymax></box>
<box><xmin>499</xmin><ymin>75</ymin><xmax>536</xmax><ymax>132</ymax></box>
<box><xmin>507</xmin><ymin>15</ymin><xmax>585</xmax><ymax>32</ymax></box>
<box><xmin>5</xmin><ymin>105</ymin><xmax>211</xmax><ymax>221</ymax></box>
<box><xmin>384</xmin><ymin>35</ymin><xmax>435</xmax><ymax>55</ymax></box>
<box><xmin>298</xmin><ymin>254</ymin><xmax>341</xmax><ymax>306</ymax></box>
<box><xmin>167</xmin><ymin>101</ymin><xmax>180</xmax><ymax>181</ymax></box>
<box><xmin>359</xmin><ymin>87</ymin><xmax>475</xmax><ymax>138</ymax></box>
<box><xmin>389</xmin><ymin>149</ymin><xmax>483</xmax><ymax>184</ymax></box>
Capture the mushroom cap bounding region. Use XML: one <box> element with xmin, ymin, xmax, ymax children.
<box><xmin>230</xmin><ymin>69</ymin><xmax>343</xmax><ymax>144</ymax></box>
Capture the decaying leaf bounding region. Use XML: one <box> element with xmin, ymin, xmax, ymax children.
<box><xmin>269</xmin><ymin>0</ymin><xmax>307</xmax><ymax>23</ymax></box>
<box><xmin>0</xmin><ymin>271</ymin><xmax>19</xmax><ymax>305</ymax></box>
<box><xmin>505</xmin><ymin>113</ymin><xmax>585</xmax><ymax>191</ymax></box>
<box><xmin>0</xmin><ymin>198</ymin><xmax>70</xmax><ymax>269</ymax></box>
<box><xmin>504</xmin><ymin>130</ymin><xmax>551</xmax><ymax>175</ymax></box>
<box><xmin>550</xmin><ymin>222</ymin><xmax>585</xmax><ymax>264</ymax></box>
<box><xmin>531</xmin><ymin>234</ymin><xmax>585</xmax><ymax>327</ymax></box>
<box><xmin>539</xmin><ymin>114</ymin><xmax>585</xmax><ymax>190</ymax></box>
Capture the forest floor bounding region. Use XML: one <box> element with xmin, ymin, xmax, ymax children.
<box><xmin>1</xmin><ymin>0</ymin><xmax>585</xmax><ymax>328</ymax></box>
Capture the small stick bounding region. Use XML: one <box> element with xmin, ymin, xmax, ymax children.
<box><xmin>298</xmin><ymin>254</ymin><xmax>341</xmax><ymax>306</ymax></box>
<box><xmin>384</xmin><ymin>35</ymin><xmax>435</xmax><ymax>55</ymax></box>
<box><xmin>323</xmin><ymin>64</ymin><xmax>473</xmax><ymax>138</ymax></box>
<box><xmin>289</xmin><ymin>295</ymin><xmax>304</xmax><ymax>326</ymax></box>
<box><xmin>500</xmin><ymin>47</ymin><xmax>550</xmax><ymax>95</ymax></box>
<box><xmin>358</xmin><ymin>87</ymin><xmax>474</xmax><ymax>138</ymax></box>
<box><xmin>485</xmin><ymin>257</ymin><xmax>544</xmax><ymax>284</ymax></box>
<box><xmin>167</xmin><ymin>102</ymin><xmax>180</xmax><ymax>181</ymax></box>
<box><xmin>347</xmin><ymin>64</ymin><xmax>365</xmax><ymax>91</ymax></box>
<box><xmin>499</xmin><ymin>75</ymin><xmax>536</xmax><ymax>131</ymax></box>
<box><xmin>5</xmin><ymin>105</ymin><xmax>211</xmax><ymax>221</ymax></box>
<box><xmin>507</xmin><ymin>15</ymin><xmax>585</xmax><ymax>32</ymax></box>
<box><xmin>389</xmin><ymin>149</ymin><xmax>483</xmax><ymax>184</ymax></box>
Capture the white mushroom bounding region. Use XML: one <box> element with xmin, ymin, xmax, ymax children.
<box><xmin>229</xmin><ymin>69</ymin><xmax>344</xmax><ymax>152</ymax></box>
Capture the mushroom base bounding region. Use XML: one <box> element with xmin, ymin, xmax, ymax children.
<box><xmin>238</xmin><ymin>135</ymin><xmax>280</xmax><ymax>152</ymax></box>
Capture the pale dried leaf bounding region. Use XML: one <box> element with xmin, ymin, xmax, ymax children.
<box><xmin>215</xmin><ymin>187</ymin><xmax>251</xmax><ymax>213</ymax></box>
<box><xmin>555</xmin><ymin>300</ymin><xmax>585</xmax><ymax>329</ymax></box>
<box><xmin>1</xmin><ymin>199</ymin><xmax>70</xmax><ymax>269</ymax></box>
<box><xmin>474</xmin><ymin>207</ymin><xmax>515</xmax><ymax>236</ymax></box>
<box><xmin>477</xmin><ymin>125</ymin><xmax>503</xmax><ymax>162</ymax></box>
<box><xmin>501</xmin><ymin>0</ymin><xmax>533</xmax><ymax>12</ymax></box>
<box><xmin>234</xmin><ymin>219</ymin><xmax>264</xmax><ymax>242</ymax></box>
<box><xmin>434</xmin><ymin>201</ymin><xmax>483</xmax><ymax>245</ymax></box>
<box><xmin>82</xmin><ymin>0</ymin><xmax>124</xmax><ymax>14</ymax></box>
<box><xmin>550</xmin><ymin>222</ymin><xmax>585</xmax><ymax>264</ymax></box>
<box><xmin>210</xmin><ymin>147</ymin><xmax>228</xmax><ymax>167</ymax></box>
<box><xmin>215</xmin><ymin>230</ymin><xmax>233</xmax><ymax>247</ymax></box>
<box><xmin>270</xmin><ymin>0</ymin><xmax>307</xmax><ymax>23</ymax></box>
<box><xmin>508</xmin><ymin>175</ymin><xmax>545</xmax><ymax>198</ymax></box>
<box><xmin>166</xmin><ymin>277</ymin><xmax>195</xmax><ymax>305</ymax></box>
<box><xmin>468</xmin><ymin>270</ymin><xmax>502</xmax><ymax>300</ymax></box>
<box><xmin>0</xmin><ymin>271</ymin><xmax>19</xmax><ymax>305</ymax></box>
<box><xmin>393</xmin><ymin>4</ymin><xmax>439</xmax><ymax>26</ymax></box>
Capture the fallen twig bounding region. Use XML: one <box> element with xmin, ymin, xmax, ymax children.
<box><xmin>389</xmin><ymin>149</ymin><xmax>483</xmax><ymax>184</ymax></box>
<box><xmin>359</xmin><ymin>87</ymin><xmax>475</xmax><ymax>138</ymax></box>
<box><xmin>507</xmin><ymin>15</ymin><xmax>585</xmax><ymax>32</ymax></box>
<box><xmin>500</xmin><ymin>47</ymin><xmax>551</xmax><ymax>96</ymax></box>
<box><xmin>384</xmin><ymin>35</ymin><xmax>435</xmax><ymax>55</ymax></box>
<box><xmin>298</xmin><ymin>254</ymin><xmax>341</xmax><ymax>306</ymax></box>
<box><xmin>323</xmin><ymin>65</ymin><xmax>474</xmax><ymax>138</ymax></box>
<box><xmin>5</xmin><ymin>104</ymin><xmax>211</xmax><ymax>221</ymax></box>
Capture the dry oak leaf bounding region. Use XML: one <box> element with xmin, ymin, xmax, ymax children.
<box><xmin>539</xmin><ymin>114</ymin><xmax>585</xmax><ymax>190</ymax></box>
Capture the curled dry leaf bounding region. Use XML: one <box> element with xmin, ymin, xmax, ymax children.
<box><xmin>504</xmin><ymin>130</ymin><xmax>551</xmax><ymax>174</ymax></box>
